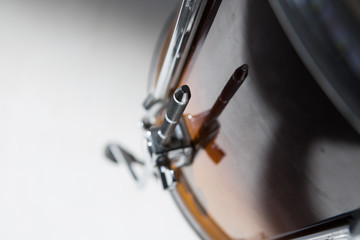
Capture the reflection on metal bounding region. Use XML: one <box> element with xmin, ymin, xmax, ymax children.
<box><xmin>269</xmin><ymin>0</ymin><xmax>360</xmax><ymax>134</ymax></box>
<box><xmin>293</xmin><ymin>226</ymin><xmax>355</xmax><ymax>240</ymax></box>
<box><xmin>273</xmin><ymin>209</ymin><xmax>360</xmax><ymax>240</ymax></box>
<box><xmin>185</xmin><ymin>65</ymin><xmax>248</xmax><ymax>164</ymax></box>
<box><xmin>157</xmin><ymin>85</ymin><xmax>191</xmax><ymax>146</ymax></box>
<box><xmin>283</xmin><ymin>225</ymin><xmax>359</xmax><ymax>240</ymax></box>
<box><xmin>105</xmin><ymin>144</ymin><xmax>144</xmax><ymax>182</ymax></box>
<box><xmin>144</xmin><ymin>85</ymin><xmax>193</xmax><ymax>189</ymax></box>
<box><xmin>143</xmin><ymin>0</ymin><xmax>207</xmax><ymax>110</ymax></box>
<box><xmin>106</xmin><ymin>86</ymin><xmax>193</xmax><ymax>190</ymax></box>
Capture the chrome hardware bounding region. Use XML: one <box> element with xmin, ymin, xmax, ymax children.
<box><xmin>106</xmin><ymin>86</ymin><xmax>193</xmax><ymax>190</ymax></box>
<box><xmin>106</xmin><ymin>64</ymin><xmax>249</xmax><ymax>189</ymax></box>
<box><xmin>143</xmin><ymin>0</ymin><xmax>207</xmax><ymax>110</ymax></box>
<box><xmin>158</xmin><ymin>165</ymin><xmax>176</xmax><ymax>190</ymax></box>
<box><xmin>105</xmin><ymin>144</ymin><xmax>144</xmax><ymax>182</ymax></box>
<box><xmin>106</xmin><ymin>64</ymin><xmax>250</xmax><ymax>189</ymax></box>
<box><xmin>144</xmin><ymin>85</ymin><xmax>193</xmax><ymax>189</ymax></box>
<box><xmin>145</xmin><ymin>121</ymin><xmax>193</xmax><ymax>189</ymax></box>
<box><xmin>107</xmin><ymin>0</ymin><xmax>204</xmax><ymax>191</ymax></box>
<box><xmin>352</xmin><ymin>212</ymin><xmax>360</xmax><ymax>239</ymax></box>
<box><xmin>272</xmin><ymin>209</ymin><xmax>360</xmax><ymax>240</ymax></box>
<box><xmin>157</xmin><ymin>85</ymin><xmax>191</xmax><ymax>146</ymax></box>
<box><xmin>290</xmin><ymin>225</ymin><xmax>360</xmax><ymax>240</ymax></box>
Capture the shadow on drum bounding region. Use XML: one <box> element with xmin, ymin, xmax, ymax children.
<box><xmin>245</xmin><ymin>0</ymin><xmax>360</xmax><ymax>234</ymax></box>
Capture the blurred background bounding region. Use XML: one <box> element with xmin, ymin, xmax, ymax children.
<box><xmin>0</xmin><ymin>0</ymin><xmax>197</xmax><ymax>239</ymax></box>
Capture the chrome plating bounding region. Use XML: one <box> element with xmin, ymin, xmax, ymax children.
<box><xmin>143</xmin><ymin>0</ymin><xmax>207</xmax><ymax>110</ymax></box>
<box><xmin>144</xmin><ymin>120</ymin><xmax>193</xmax><ymax>190</ymax></box>
<box><xmin>291</xmin><ymin>225</ymin><xmax>359</xmax><ymax>240</ymax></box>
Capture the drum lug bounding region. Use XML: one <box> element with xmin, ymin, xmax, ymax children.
<box><xmin>147</xmin><ymin>126</ymin><xmax>193</xmax><ymax>190</ymax></box>
<box><xmin>144</xmin><ymin>85</ymin><xmax>193</xmax><ymax>189</ymax></box>
<box><xmin>105</xmin><ymin>85</ymin><xmax>193</xmax><ymax>190</ymax></box>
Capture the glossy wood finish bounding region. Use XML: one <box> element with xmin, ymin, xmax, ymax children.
<box><xmin>172</xmin><ymin>0</ymin><xmax>360</xmax><ymax>239</ymax></box>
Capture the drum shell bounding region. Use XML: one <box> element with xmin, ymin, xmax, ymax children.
<box><xmin>153</xmin><ymin>0</ymin><xmax>360</xmax><ymax>238</ymax></box>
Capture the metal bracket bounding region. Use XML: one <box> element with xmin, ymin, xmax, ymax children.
<box><xmin>144</xmin><ymin>119</ymin><xmax>193</xmax><ymax>189</ymax></box>
<box><xmin>106</xmin><ymin>85</ymin><xmax>193</xmax><ymax>190</ymax></box>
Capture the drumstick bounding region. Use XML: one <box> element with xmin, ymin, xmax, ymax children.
<box><xmin>197</xmin><ymin>64</ymin><xmax>248</xmax><ymax>147</ymax></box>
<box><xmin>207</xmin><ymin>64</ymin><xmax>248</xmax><ymax>122</ymax></box>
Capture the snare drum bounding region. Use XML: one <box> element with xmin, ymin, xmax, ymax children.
<box><xmin>108</xmin><ymin>0</ymin><xmax>360</xmax><ymax>239</ymax></box>
<box><xmin>148</xmin><ymin>0</ymin><xmax>360</xmax><ymax>239</ymax></box>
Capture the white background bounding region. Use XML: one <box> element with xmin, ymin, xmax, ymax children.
<box><xmin>0</xmin><ymin>0</ymin><xmax>197</xmax><ymax>239</ymax></box>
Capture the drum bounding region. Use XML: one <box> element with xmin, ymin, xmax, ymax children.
<box><xmin>107</xmin><ymin>0</ymin><xmax>360</xmax><ymax>239</ymax></box>
<box><xmin>146</xmin><ymin>0</ymin><xmax>360</xmax><ymax>239</ymax></box>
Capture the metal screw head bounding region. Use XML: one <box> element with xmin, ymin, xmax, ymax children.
<box><xmin>141</xmin><ymin>117</ymin><xmax>152</xmax><ymax>130</ymax></box>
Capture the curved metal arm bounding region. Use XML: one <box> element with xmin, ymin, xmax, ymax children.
<box><xmin>105</xmin><ymin>144</ymin><xmax>144</xmax><ymax>182</ymax></box>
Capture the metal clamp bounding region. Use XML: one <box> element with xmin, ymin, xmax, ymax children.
<box><xmin>106</xmin><ymin>85</ymin><xmax>193</xmax><ymax>190</ymax></box>
<box><xmin>144</xmin><ymin>118</ymin><xmax>193</xmax><ymax>189</ymax></box>
<box><xmin>143</xmin><ymin>85</ymin><xmax>193</xmax><ymax>189</ymax></box>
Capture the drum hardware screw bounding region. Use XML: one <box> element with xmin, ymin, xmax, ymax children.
<box><xmin>158</xmin><ymin>165</ymin><xmax>176</xmax><ymax>190</ymax></box>
<box><xmin>155</xmin><ymin>156</ymin><xmax>176</xmax><ymax>190</ymax></box>
<box><xmin>141</xmin><ymin>117</ymin><xmax>152</xmax><ymax>130</ymax></box>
